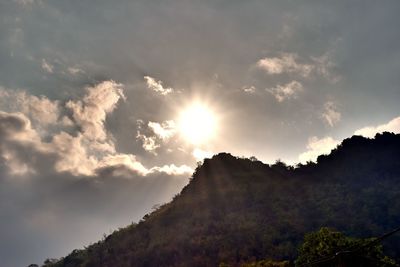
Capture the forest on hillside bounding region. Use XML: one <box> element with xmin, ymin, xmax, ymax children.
<box><xmin>42</xmin><ymin>133</ymin><xmax>400</xmax><ymax>267</ymax></box>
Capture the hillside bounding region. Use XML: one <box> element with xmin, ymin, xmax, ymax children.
<box><xmin>43</xmin><ymin>132</ymin><xmax>400</xmax><ymax>267</ymax></box>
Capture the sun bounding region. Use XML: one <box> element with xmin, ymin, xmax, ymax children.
<box><xmin>178</xmin><ymin>103</ymin><xmax>217</xmax><ymax>145</ymax></box>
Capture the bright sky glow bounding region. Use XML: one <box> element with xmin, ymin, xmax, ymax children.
<box><xmin>178</xmin><ymin>103</ymin><xmax>217</xmax><ymax>145</ymax></box>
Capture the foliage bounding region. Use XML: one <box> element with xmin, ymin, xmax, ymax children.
<box><xmin>240</xmin><ymin>259</ymin><xmax>290</xmax><ymax>267</ymax></box>
<box><xmin>295</xmin><ymin>227</ymin><xmax>396</xmax><ymax>266</ymax></box>
<box><xmin>43</xmin><ymin>132</ymin><xmax>400</xmax><ymax>267</ymax></box>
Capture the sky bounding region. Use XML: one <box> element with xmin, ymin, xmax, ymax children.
<box><xmin>1</xmin><ymin>0</ymin><xmax>400</xmax><ymax>266</ymax></box>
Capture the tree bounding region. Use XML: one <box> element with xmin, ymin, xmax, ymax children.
<box><xmin>241</xmin><ymin>259</ymin><xmax>290</xmax><ymax>267</ymax></box>
<box><xmin>295</xmin><ymin>227</ymin><xmax>396</xmax><ymax>267</ymax></box>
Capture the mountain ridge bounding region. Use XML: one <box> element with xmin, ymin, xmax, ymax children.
<box><xmin>43</xmin><ymin>132</ymin><xmax>400</xmax><ymax>267</ymax></box>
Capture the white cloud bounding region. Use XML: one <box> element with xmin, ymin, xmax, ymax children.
<box><xmin>0</xmin><ymin>83</ymin><xmax>125</xmax><ymax>175</ymax></box>
<box><xmin>98</xmin><ymin>154</ymin><xmax>193</xmax><ymax>177</ymax></box>
<box><xmin>144</xmin><ymin>76</ymin><xmax>173</xmax><ymax>95</ymax></box>
<box><xmin>88</xmin><ymin>140</ymin><xmax>116</xmax><ymax>154</ymax></box>
<box><xmin>242</xmin><ymin>85</ymin><xmax>256</xmax><ymax>94</ymax></box>
<box><xmin>67</xmin><ymin>67</ymin><xmax>84</xmax><ymax>75</ymax></box>
<box><xmin>0</xmin><ymin>111</ymin><xmax>41</xmax><ymax>175</ymax></box>
<box><xmin>136</xmin><ymin>132</ymin><xmax>160</xmax><ymax>153</ymax></box>
<box><xmin>257</xmin><ymin>52</ymin><xmax>339</xmax><ymax>82</ymax></box>
<box><xmin>99</xmin><ymin>154</ymin><xmax>149</xmax><ymax>176</ymax></box>
<box><xmin>52</xmin><ymin>132</ymin><xmax>98</xmax><ymax>176</ymax></box>
<box><xmin>136</xmin><ymin>120</ymin><xmax>178</xmax><ymax>154</ymax></box>
<box><xmin>298</xmin><ymin>136</ymin><xmax>340</xmax><ymax>163</ymax></box>
<box><xmin>41</xmin><ymin>59</ymin><xmax>54</xmax><ymax>73</ymax></box>
<box><xmin>192</xmin><ymin>148</ymin><xmax>213</xmax><ymax>161</ymax></box>
<box><xmin>149</xmin><ymin>164</ymin><xmax>193</xmax><ymax>176</ymax></box>
<box><xmin>0</xmin><ymin>82</ymin><xmax>190</xmax><ymax>178</ymax></box>
<box><xmin>298</xmin><ymin>115</ymin><xmax>400</xmax><ymax>164</ymax></box>
<box><xmin>60</xmin><ymin>116</ymin><xmax>74</xmax><ymax>126</ymax></box>
<box><xmin>354</xmin><ymin>116</ymin><xmax>400</xmax><ymax>138</ymax></box>
<box><xmin>0</xmin><ymin>87</ymin><xmax>60</xmax><ymax>126</ymax></box>
<box><xmin>66</xmin><ymin>80</ymin><xmax>125</xmax><ymax>142</ymax></box>
<box><xmin>267</xmin><ymin>80</ymin><xmax>303</xmax><ymax>102</ymax></box>
<box><xmin>0</xmin><ymin>110</ymin><xmax>100</xmax><ymax>177</ymax></box>
<box><xmin>0</xmin><ymin>111</ymin><xmax>40</xmax><ymax>143</ymax></box>
<box><xmin>148</xmin><ymin>120</ymin><xmax>176</xmax><ymax>140</ymax></box>
<box><xmin>322</xmin><ymin>101</ymin><xmax>341</xmax><ymax>127</ymax></box>
<box><xmin>257</xmin><ymin>53</ymin><xmax>313</xmax><ymax>77</ymax></box>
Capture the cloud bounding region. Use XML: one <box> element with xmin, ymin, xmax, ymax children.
<box><xmin>267</xmin><ymin>80</ymin><xmax>303</xmax><ymax>102</ymax></box>
<box><xmin>136</xmin><ymin>120</ymin><xmax>161</xmax><ymax>154</ymax></box>
<box><xmin>97</xmin><ymin>154</ymin><xmax>193</xmax><ymax>177</ymax></box>
<box><xmin>41</xmin><ymin>59</ymin><xmax>54</xmax><ymax>73</ymax></box>
<box><xmin>0</xmin><ymin>87</ymin><xmax>60</xmax><ymax>127</ymax></box>
<box><xmin>0</xmin><ymin>111</ymin><xmax>42</xmax><ymax>175</ymax></box>
<box><xmin>98</xmin><ymin>154</ymin><xmax>151</xmax><ymax>176</ymax></box>
<box><xmin>242</xmin><ymin>85</ymin><xmax>256</xmax><ymax>94</ymax></box>
<box><xmin>322</xmin><ymin>101</ymin><xmax>341</xmax><ymax>127</ymax></box>
<box><xmin>136</xmin><ymin>132</ymin><xmax>160</xmax><ymax>153</ymax></box>
<box><xmin>14</xmin><ymin>0</ymin><xmax>39</xmax><ymax>6</ymax></box>
<box><xmin>144</xmin><ymin>76</ymin><xmax>173</xmax><ymax>95</ymax></box>
<box><xmin>299</xmin><ymin>115</ymin><xmax>400</xmax><ymax>164</ymax></box>
<box><xmin>0</xmin><ymin>110</ymin><xmax>97</xmax><ymax>177</ymax></box>
<box><xmin>0</xmin><ymin>83</ymin><xmax>190</xmax><ymax>178</ymax></box>
<box><xmin>148</xmin><ymin>120</ymin><xmax>176</xmax><ymax>140</ymax></box>
<box><xmin>149</xmin><ymin>164</ymin><xmax>193</xmax><ymax>176</ymax></box>
<box><xmin>67</xmin><ymin>67</ymin><xmax>84</xmax><ymax>75</ymax></box>
<box><xmin>298</xmin><ymin>136</ymin><xmax>340</xmax><ymax>163</ymax></box>
<box><xmin>100</xmin><ymin>154</ymin><xmax>188</xmax><ymax>177</ymax></box>
<box><xmin>0</xmin><ymin>111</ymin><xmax>38</xmax><ymax>142</ymax></box>
<box><xmin>257</xmin><ymin>53</ymin><xmax>313</xmax><ymax>77</ymax></box>
<box><xmin>311</xmin><ymin>52</ymin><xmax>341</xmax><ymax>83</ymax></box>
<box><xmin>354</xmin><ymin>116</ymin><xmax>400</xmax><ymax>138</ymax></box>
<box><xmin>51</xmin><ymin>132</ymin><xmax>98</xmax><ymax>176</ymax></box>
<box><xmin>257</xmin><ymin>52</ymin><xmax>338</xmax><ymax>81</ymax></box>
<box><xmin>192</xmin><ymin>148</ymin><xmax>213</xmax><ymax>161</ymax></box>
<box><xmin>136</xmin><ymin>120</ymin><xmax>178</xmax><ymax>154</ymax></box>
<box><xmin>66</xmin><ymin>81</ymin><xmax>125</xmax><ymax>142</ymax></box>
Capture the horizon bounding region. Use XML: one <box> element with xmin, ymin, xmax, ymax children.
<box><xmin>1</xmin><ymin>1</ymin><xmax>400</xmax><ymax>266</ymax></box>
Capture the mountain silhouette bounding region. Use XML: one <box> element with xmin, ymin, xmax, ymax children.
<box><xmin>43</xmin><ymin>132</ymin><xmax>400</xmax><ymax>267</ymax></box>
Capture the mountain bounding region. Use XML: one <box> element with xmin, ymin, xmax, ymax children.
<box><xmin>43</xmin><ymin>132</ymin><xmax>400</xmax><ymax>267</ymax></box>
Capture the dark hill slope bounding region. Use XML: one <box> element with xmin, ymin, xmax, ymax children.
<box><xmin>45</xmin><ymin>132</ymin><xmax>400</xmax><ymax>267</ymax></box>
